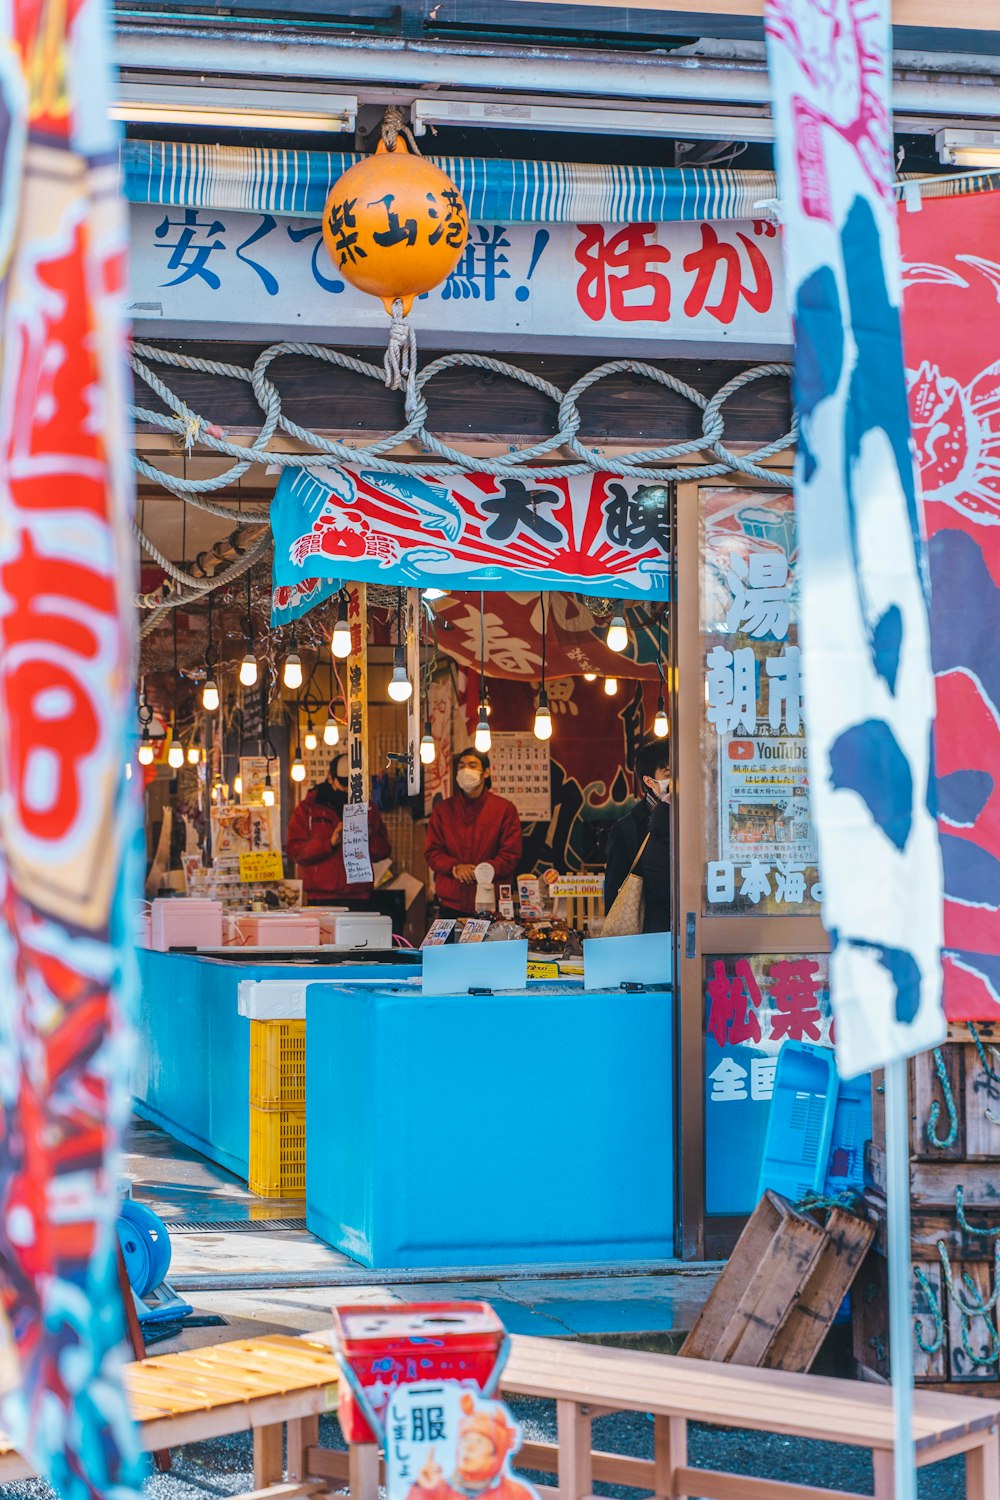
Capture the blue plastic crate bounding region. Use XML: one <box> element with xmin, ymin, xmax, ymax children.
<box><xmin>824</xmin><ymin>1072</ymin><xmax>872</xmax><ymax>1200</ymax></box>
<box><xmin>756</xmin><ymin>1041</ymin><xmax>839</xmax><ymax>1204</ymax></box>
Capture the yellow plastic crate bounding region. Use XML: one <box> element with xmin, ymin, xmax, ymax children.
<box><xmin>250</xmin><ymin>1019</ymin><xmax>306</xmax><ymax>1110</ymax></box>
<box><xmin>249</xmin><ymin>1106</ymin><xmax>306</xmax><ymax>1199</ymax></box>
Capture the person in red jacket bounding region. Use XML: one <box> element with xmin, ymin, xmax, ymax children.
<box><xmin>286</xmin><ymin>754</ymin><xmax>391</xmax><ymax>904</ymax></box>
<box><xmin>424</xmin><ymin>748</ymin><xmax>523</xmax><ymax>917</ymax></box>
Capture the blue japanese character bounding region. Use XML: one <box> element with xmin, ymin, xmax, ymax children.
<box><xmin>154</xmin><ymin>209</ymin><xmax>226</xmax><ymax>289</ymax></box>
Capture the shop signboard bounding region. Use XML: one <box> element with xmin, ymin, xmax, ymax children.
<box><xmin>700</xmin><ymin>488</ymin><xmax>821</xmax><ymax>916</ymax></box>
<box><xmin>128</xmin><ymin>205</ymin><xmax>789</xmax><ymax>354</ymax></box>
<box><xmin>385</xmin><ymin>1382</ymin><xmax>538</xmax><ymax>1500</ymax></box>
<box><xmin>704</xmin><ymin>951</ymin><xmax>837</xmax><ymax>1216</ymax></box>
<box><xmin>239</xmin><ymin>850</ymin><xmax>284</xmax><ymax>883</ymax></box>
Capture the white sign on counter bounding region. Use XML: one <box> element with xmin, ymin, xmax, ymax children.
<box><xmin>342</xmin><ymin>802</ymin><xmax>374</xmax><ymax>885</ymax></box>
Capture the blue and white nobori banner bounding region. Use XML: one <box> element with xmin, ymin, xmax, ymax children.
<box><xmin>764</xmin><ymin>0</ymin><xmax>945</xmax><ymax>1076</ymax></box>
<box><xmin>270</xmin><ymin>574</ymin><xmax>341</xmax><ymax>628</ymax></box>
<box><xmin>271</xmin><ymin>467</ymin><xmax>672</xmax><ymax>603</ymax></box>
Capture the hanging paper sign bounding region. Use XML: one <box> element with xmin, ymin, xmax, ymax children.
<box><xmin>764</xmin><ymin>0</ymin><xmax>944</xmax><ymax>1074</ymax></box>
<box><xmin>271</xmin><ymin>466</ymin><xmax>672</xmax><ymax>601</ymax></box>
<box><xmin>239</xmin><ymin>850</ymin><xmax>285</xmax><ymax>882</ymax></box>
<box><xmin>346</xmin><ymin>582</ymin><xmax>370</xmax><ymax>805</ymax></box>
<box><xmin>385</xmin><ymin>1382</ymin><xmax>539</xmax><ymax>1500</ymax></box>
<box><xmin>342</xmin><ymin>801</ymin><xmax>374</xmax><ymax>885</ymax></box>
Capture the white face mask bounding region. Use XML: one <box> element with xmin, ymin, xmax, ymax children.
<box><xmin>457</xmin><ymin>766</ymin><xmax>483</xmax><ymax>792</ymax></box>
<box><xmin>649</xmin><ymin>775</ymin><xmax>670</xmax><ymax>800</ymax></box>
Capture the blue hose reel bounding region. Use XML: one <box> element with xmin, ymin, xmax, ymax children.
<box><xmin>117</xmin><ymin>1200</ymin><xmax>172</xmax><ymax>1298</ymax></box>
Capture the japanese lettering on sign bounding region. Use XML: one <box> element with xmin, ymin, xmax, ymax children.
<box><xmin>385</xmin><ymin>1382</ymin><xmax>539</xmax><ymax>1500</ymax></box>
<box><xmin>130</xmin><ymin>206</ymin><xmax>788</xmax><ymax>351</ymax></box>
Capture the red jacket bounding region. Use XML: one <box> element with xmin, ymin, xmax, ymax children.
<box><xmin>425</xmin><ymin>790</ymin><xmax>523</xmax><ymax>914</ymax></box>
<box><xmin>286</xmin><ymin>787</ymin><xmax>391</xmax><ymax>900</ymax></box>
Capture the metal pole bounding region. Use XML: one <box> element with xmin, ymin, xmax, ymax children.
<box><xmin>885</xmin><ymin>1056</ymin><xmax>916</xmax><ymax>1500</ymax></box>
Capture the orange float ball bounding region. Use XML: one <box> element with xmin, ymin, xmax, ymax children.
<box><xmin>322</xmin><ymin>139</ymin><xmax>469</xmax><ymax>315</ymax></box>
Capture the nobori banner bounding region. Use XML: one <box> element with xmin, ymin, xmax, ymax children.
<box><xmin>127</xmin><ymin>204</ymin><xmax>790</xmax><ymax>355</ymax></box>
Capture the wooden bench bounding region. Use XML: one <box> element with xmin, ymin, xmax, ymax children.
<box><xmin>498</xmin><ymin>1335</ymin><xmax>1000</xmax><ymax>1500</ymax></box>
<box><xmin>0</xmin><ymin>1334</ymin><xmax>342</xmax><ymax>1498</ymax></box>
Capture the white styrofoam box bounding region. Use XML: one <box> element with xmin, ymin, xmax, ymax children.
<box><xmin>329</xmin><ymin>913</ymin><xmax>394</xmax><ymax>949</ymax></box>
<box><xmin>150</xmin><ymin>898</ymin><xmax>223</xmax><ymax>952</ymax></box>
<box><xmin>237</xmin><ymin>979</ymin><xmax>309</xmax><ymax>1020</ymax></box>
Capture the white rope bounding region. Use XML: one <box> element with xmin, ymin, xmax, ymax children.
<box><xmin>383</xmin><ymin>298</ymin><xmax>418</xmax><ymax>395</ymax></box>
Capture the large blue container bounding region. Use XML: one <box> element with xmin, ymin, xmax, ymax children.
<box><xmin>132</xmin><ymin>951</ymin><xmax>417</xmax><ymax>1179</ymax></box>
<box><xmin>305</xmin><ymin>980</ymin><xmax>675</xmax><ymax>1268</ymax></box>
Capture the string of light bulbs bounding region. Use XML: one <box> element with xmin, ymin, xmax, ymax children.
<box><xmin>534</xmin><ymin>594</ymin><xmax>553</xmax><ymax>742</ymax></box>
<box><xmin>475</xmin><ymin>592</ymin><xmax>492</xmax><ymax>754</ymax></box>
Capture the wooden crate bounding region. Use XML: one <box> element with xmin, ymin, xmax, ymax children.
<box><xmin>853</xmin><ymin>1245</ymin><xmax>1000</xmax><ymax>1385</ymax></box>
<box><xmin>766</xmin><ymin>1205</ymin><xmax>876</xmax><ymax>1372</ymax></box>
<box><xmin>681</xmin><ymin>1190</ymin><xmax>827</xmax><ymax>1366</ymax></box>
<box><xmin>864</xmin><ymin>1190</ymin><xmax>1000</xmax><ymax>1262</ymax></box>
<box><xmin>866</xmin><ymin>1144</ymin><xmax>1000</xmax><ymax>1218</ymax></box>
<box><xmin>871</xmin><ymin>1022</ymin><xmax>1000</xmax><ymax>1162</ymax></box>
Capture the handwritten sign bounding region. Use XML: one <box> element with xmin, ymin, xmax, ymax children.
<box><xmin>239</xmin><ymin>850</ymin><xmax>285</xmax><ymax>882</ymax></box>
<box><xmin>342</xmin><ymin>801</ymin><xmax>374</xmax><ymax>885</ymax></box>
<box><xmin>385</xmin><ymin>1382</ymin><xmax>538</xmax><ymax>1500</ymax></box>
<box><xmin>551</xmin><ymin>874</ymin><xmax>605</xmax><ymax>897</ymax></box>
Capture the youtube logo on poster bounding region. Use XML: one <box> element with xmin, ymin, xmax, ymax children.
<box><xmin>728</xmin><ymin>740</ymin><xmax>754</xmax><ymax>761</ymax></box>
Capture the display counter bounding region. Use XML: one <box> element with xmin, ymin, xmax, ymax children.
<box><xmin>304</xmin><ymin>977</ymin><xmax>675</xmax><ymax>1268</ymax></box>
<box><xmin>132</xmin><ymin>948</ymin><xmax>418</xmax><ymax>1178</ymax></box>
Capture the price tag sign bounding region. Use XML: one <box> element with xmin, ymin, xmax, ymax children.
<box><xmin>238</xmin><ymin>850</ymin><xmax>284</xmax><ymax>882</ymax></box>
<box><xmin>551</xmin><ymin>874</ymin><xmax>605</xmax><ymax>897</ymax></box>
<box><xmin>342</xmin><ymin>801</ymin><xmax>374</xmax><ymax>885</ymax></box>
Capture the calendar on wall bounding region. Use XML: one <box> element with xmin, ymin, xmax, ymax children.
<box><xmin>488</xmin><ymin>732</ymin><xmax>552</xmax><ymax>822</ymax></box>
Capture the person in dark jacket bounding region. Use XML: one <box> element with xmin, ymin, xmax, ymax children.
<box><xmin>604</xmin><ymin>738</ymin><xmax>671</xmax><ymax>934</ymax></box>
<box><xmin>425</xmin><ymin>748</ymin><xmax>523</xmax><ymax>917</ymax></box>
<box><xmin>286</xmin><ymin>754</ymin><xmax>391</xmax><ymax>903</ymax></box>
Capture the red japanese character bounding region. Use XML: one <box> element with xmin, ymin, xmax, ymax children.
<box><xmin>574</xmin><ymin>223</ymin><xmax>671</xmax><ymax>323</ymax></box>
<box><xmin>682</xmin><ymin>223</ymin><xmax>773</xmax><ymax>325</ymax></box>
<box><xmin>707</xmin><ymin>958</ymin><xmax>763</xmax><ymax>1047</ymax></box>
<box><xmin>769</xmin><ymin>958</ymin><xmax>823</xmax><ymax>1042</ymax></box>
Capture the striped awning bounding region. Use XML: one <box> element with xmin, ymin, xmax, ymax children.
<box><xmin>121</xmin><ymin>139</ymin><xmax>1000</xmax><ymax>226</ymax></box>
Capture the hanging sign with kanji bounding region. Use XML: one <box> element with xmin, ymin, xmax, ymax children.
<box><xmin>385</xmin><ymin>1382</ymin><xmax>539</xmax><ymax>1500</ymax></box>
<box><xmin>271</xmin><ymin>467</ymin><xmax>672</xmax><ymax>602</ymax></box>
<box><xmin>128</xmin><ymin>207</ymin><xmax>787</xmax><ymax>354</ymax></box>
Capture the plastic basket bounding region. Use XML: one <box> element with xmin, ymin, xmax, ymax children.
<box><xmin>756</xmin><ymin>1040</ymin><xmax>838</xmax><ymax>1205</ymax></box>
<box><xmin>249</xmin><ymin>1106</ymin><xmax>306</xmax><ymax>1198</ymax></box>
<box><xmin>250</xmin><ymin>1019</ymin><xmax>306</xmax><ymax>1110</ymax></box>
<box><xmin>824</xmin><ymin>1072</ymin><xmax>872</xmax><ymax>1199</ymax></box>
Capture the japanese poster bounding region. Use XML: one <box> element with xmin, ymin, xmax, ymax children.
<box><xmin>346</xmin><ymin>582</ymin><xmax>369</xmax><ymax>804</ymax></box>
<box><xmin>240</xmin><ymin>755</ymin><xmax>280</xmax><ymax>807</ymax></box>
<box><xmin>701</xmin><ymin>488</ymin><xmax>821</xmax><ymax>915</ymax></box>
<box><xmin>129</xmin><ymin>205</ymin><xmax>787</xmax><ymax>354</ymax></box>
<box><xmin>702</xmin><ymin>952</ymin><xmax>867</xmax><ymax>1216</ymax></box>
<box><xmin>487</xmin><ymin>733</ymin><xmax>552</xmax><ymax>822</ymax></box>
<box><xmin>765</xmin><ymin>0</ymin><xmax>944</xmax><ymax>1074</ymax></box>
<box><xmin>0</xmin><ymin>0</ymin><xmax>144</xmax><ymax>1493</ymax></box>
<box><xmin>342</xmin><ymin>802</ymin><xmax>374</xmax><ymax>886</ymax></box>
<box><xmin>385</xmin><ymin>1382</ymin><xmax>538</xmax><ymax>1500</ymax></box>
<box><xmin>210</xmin><ymin>806</ymin><xmax>277</xmax><ymax>860</ymax></box>
<box><xmin>423</xmin><ymin>676</ymin><xmax>454</xmax><ymax>815</ymax></box>
<box><xmin>271</xmin><ymin>468</ymin><xmax>672</xmax><ymax>603</ymax></box>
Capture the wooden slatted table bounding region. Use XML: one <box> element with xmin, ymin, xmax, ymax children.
<box><xmin>498</xmin><ymin>1335</ymin><xmax>1000</xmax><ymax>1500</ymax></box>
<box><xmin>0</xmin><ymin>1334</ymin><xmax>341</xmax><ymax>1498</ymax></box>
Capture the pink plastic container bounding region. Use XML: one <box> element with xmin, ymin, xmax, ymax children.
<box><xmin>150</xmin><ymin>898</ymin><xmax>223</xmax><ymax>952</ymax></box>
<box><xmin>234</xmin><ymin>913</ymin><xmax>321</xmax><ymax>947</ymax></box>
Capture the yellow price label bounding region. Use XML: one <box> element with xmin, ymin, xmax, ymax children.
<box><xmin>238</xmin><ymin>850</ymin><xmax>285</xmax><ymax>882</ymax></box>
<box><xmin>527</xmin><ymin>960</ymin><xmax>559</xmax><ymax>979</ymax></box>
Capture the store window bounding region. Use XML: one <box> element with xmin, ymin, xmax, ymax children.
<box><xmin>699</xmin><ymin>487</ymin><xmax>821</xmax><ymax>917</ymax></box>
<box><xmin>704</xmin><ymin>950</ymin><xmax>833</xmax><ymax>1216</ymax></box>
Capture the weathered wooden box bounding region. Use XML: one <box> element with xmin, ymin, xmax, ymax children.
<box><xmin>871</xmin><ymin>1023</ymin><xmax>1000</xmax><ymax>1163</ymax></box>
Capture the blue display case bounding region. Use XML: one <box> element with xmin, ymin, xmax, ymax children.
<box><xmin>305</xmin><ymin>979</ymin><xmax>675</xmax><ymax>1268</ymax></box>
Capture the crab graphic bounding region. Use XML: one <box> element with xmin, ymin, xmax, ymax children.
<box><xmin>290</xmin><ymin>511</ymin><xmax>397</xmax><ymax>566</ymax></box>
<box><xmin>908</xmin><ymin>358</ymin><xmax>1000</xmax><ymax>524</ymax></box>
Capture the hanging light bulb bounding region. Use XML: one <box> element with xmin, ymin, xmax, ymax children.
<box><xmin>233</xmin><ymin>773</ymin><xmax>243</xmax><ymax>798</ymax></box>
<box><xmin>262</xmin><ymin>770</ymin><xmax>276</xmax><ymax>807</ymax></box>
<box><xmin>202</xmin><ymin>677</ymin><xmax>220</xmax><ymax>712</ymax></box>
<box><xmin>653</xmin><ymin>690</ymin><xmax>669</xmax><ymax>739</ymax></box>
<box><xmin>474</xmin><ymin>715</ymin><xmax>492</xmax><ymax>754</ymax></box>
<box><xmin>137</xmin><ymin>727</ymin><xmax>155</xmax><ymax>766</ymax></box>
<box><xmin>291</xmin><ymin>746</ymin><xmax>306</xmax><ymax>783</ymax></box>
<box><xmin>422</xmin><ymin>587</ymin><xmax>447</xmax><ymax>602</ymax></box>
<box><xmin>187</xmin><ymin>742</ymin><xmax>201</xmax><ymax>765</ymax></box>
<box><xmin>283</xmin><ymin>652</ymin><xmax>303</xmax><ymax>691</ymax></box>
<box><xmin>419</xmin><ymin>720</ymin><xmax>437</xmax><ymax>765</ymax></box>
<box><xmin>387</xmin><ymin>644</ymin><xmax>413</xmax><ymax>702</ymax></box>
<box><xmin>323</xmin><ymin>713</ymin><xmax>340</xmax><ymax>746</ymax></box>
<box><xmin>583</xmin><ymin>672</ymin><xmax>597</xmax><ymax>682</ymax></box>
<box><xmin>239</xmin><ymin>653</ymin><xmax>258</xmax><ymax>688</ymax></box>
<box><xmin>168</xmin><ymin>741</ymin><xmax>185</xmax><ymax>770</ymax></box>
<box><xmin>331</xmin><ymin>594</ymin><xmax>352</xmax><ymax>658</ymax></box>
<box><xmin>606</xmin><ymin>614</ymin><xmax>629</xmax><ymax>653</ymax></box>
<box><xmin>304</xmin><ymin>718</ymin><xmax>318</xmax><ymax>752</ymax></box>
<box><xmin>533</xmin><ymin>688</ymin><xmax>553</xmax><ymax>742</ymax></box>
<box><xmin>604</xmin><ymin>676</ymin><xmax>619</xmax><ymax>696</ymax></box>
